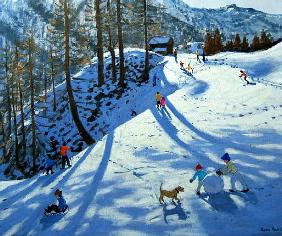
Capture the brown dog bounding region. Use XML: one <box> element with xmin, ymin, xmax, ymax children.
<box><xmin>159</xmin><ymin>183</ymin><xmax>184</xmax><ymax>204</ymax></box>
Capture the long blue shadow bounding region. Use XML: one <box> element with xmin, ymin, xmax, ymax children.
<box><xmin>66</xmin><ymin>131</ymin><xmax>114</xmax><ymax>234</ymax></box>
<box><xmin>165</xmin><ymin>98</ymin><xmax>281</xmax><ymax>156</ymax></box>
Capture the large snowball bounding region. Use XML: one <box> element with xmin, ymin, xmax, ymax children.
<box><xmin>203</xmin><ymin>174</ymin><xmax>224</xmax><ymax>194</ymax></box>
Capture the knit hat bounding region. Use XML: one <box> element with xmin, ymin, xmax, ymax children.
<box><xmin>221</xmin><ymin>153</ymin><xmax>230</xmax><ymax>161</ymax></box>
<box><xmin>195</xmin><ymin>164</ymin><xmax>203</xmax><ymax>171</ymax></box>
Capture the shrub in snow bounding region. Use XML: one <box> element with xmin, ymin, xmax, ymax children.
<box><xmin>203</xmin><ymin>174</ymin><xmax>224</xmax><ymax>194</ymax></box>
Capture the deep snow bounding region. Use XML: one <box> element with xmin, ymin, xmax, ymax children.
<box><xmin>0</xmin><ymin>44</ymin><xmax>282</xmax><ymax>236</ymax></box>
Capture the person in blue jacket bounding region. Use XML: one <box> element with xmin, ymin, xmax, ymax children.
<box><xmin>45</xmin><ymin>189</ymin><xmax>68</xmax><ymax>214</ymax></box>
<box><xmin>45</xmin><ymin>154</ymin><xmax>54</xmax><ymax>175</ymax></box>
<box><xmin>190</xmin><ymin>164</ymin><xmax>207</xmax><ymax>195</ymax></box>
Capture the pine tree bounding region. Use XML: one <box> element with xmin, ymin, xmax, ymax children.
<box><xmin>233</xmin><ymin>34</ymin><xmax>241</xmax><ymax>51</ymax></box>
<box><xmin>251</xmin><ymin>34</ymin><xmax>260</xmax><ymax>51</ymax></box>
<box><xmin>204</xmin><ymin>31</ymin><xmax>213</xmax><ymax>55</ymax></box>
<box><xmin>224</xmin><ymin>40</ymin><xmax>234</xmax><ymax>51</ymax></box>
<box><xmin>241</xmin><ymin>36</ymin><xmax>249</xmax><ymax>52</ymax></box>
<box><xmin>213</xmin><ymin>28</ymin><xmax>223</xmax><ymax>53</ymax></box>
<box><xmin>260</xmin><ymin>29</ymin><xmax>272</xmax><ymax>49</ymax></box>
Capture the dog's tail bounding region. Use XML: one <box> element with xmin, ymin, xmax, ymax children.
<box><xmin>160</xmin><ymin>182</ymin><xmax>163</xmax><ymax>191</ymax></box>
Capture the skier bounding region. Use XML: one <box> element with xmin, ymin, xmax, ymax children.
<box><xmin>44</xmin><ymin>154</ymin><xmax>54</xmax><ymax>175</ymax></box>
<box><xmin>195</xmin><ymin>50</ymin><xmax>200</xmax><ymax>62</ymax></box>
<box><xmin>44</xmin><ymin>189</ymin><xmax>68</xmax><ymax>215</ymax></box>
<box><xmin>155</xmin><ymin>92</ymin><xmax>162</xmax><ymax>109</ymax></box>
<box><xmin>180</xmin><ymin>61</ymin><xmax>184</xmax><ymax>69</ymax></box>
<box><xmin>239</xmin><ymin>70</ymin><xmax>250</xmax><ymax>84</ymax></box>
<box><xmin>173</xmin><ymin>48</ymin><xmax>178</xmax><ymax>62</ymax></box>
<box><xmin>160</xmin><ymin>96</ymin><xmax>166</xmax><ymax>108</ymax></box>
<box><xmin>60</xmin><ymin>142</ymin><xmax>73</xmax><ymax>169</ymax></box>
<box><xmin>216</xmin><ymin>153</ymin><xmax>249</xmax><ymax>193</ymax></box>
<box><xmin>189</xmin><ymin>164</ymin><xmax>207</xmax><ymax>195</ymax></box>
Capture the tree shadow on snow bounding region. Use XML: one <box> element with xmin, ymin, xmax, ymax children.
<box><xmin>165</xmin><ymin>98</ymin><xmax>281</xmax><ymax>157</ymax></box>
<box><xmin>64</xmin><ymin>131</ymin><xmax>114</xmax><ymax>235</ymax></box>
<box><xmin>40</xmin><ymin>214</ymin><xmax>65</xmax><ymax>231</ymax></box>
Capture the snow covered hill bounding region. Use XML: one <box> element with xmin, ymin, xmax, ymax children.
<box><xmin>0</xmin><ymin>49</ymin><xmax>164</xmax><ymax>178</ymax></box>
<box><xmin>1</xmin><ymin>43</ymin><xmax>282</xmax><ymax>235</ymax></box>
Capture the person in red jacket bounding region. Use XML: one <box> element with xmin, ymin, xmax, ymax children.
<box><xmin>239</xmin><ymin>70</ymin><xmax>250</xmax><ymax>84</ymax></box>
<box><xmin>60</xmin><ymin>142</ymin><xmax>73</xmax><ymax>169</ymax></box>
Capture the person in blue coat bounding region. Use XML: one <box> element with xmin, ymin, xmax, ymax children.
<box><xmin>45</xmin><ymin>154</ymin><xmax>54</xmax><ymax>175</ymax></box>
<box><xmin>190</xmin><ymin>164</ymin><xmax>207</xmax><ymax>195</ymax></box>
<box><xmin>45</xmin><ymin>189</ymin><xmax>68</xmax><ymax>214</ymax></box>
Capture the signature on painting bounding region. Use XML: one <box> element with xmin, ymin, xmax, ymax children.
<box><xmin>261</xmin><ymin>226</ymin><xmax>282</xmax><ymax>232</ymax></box>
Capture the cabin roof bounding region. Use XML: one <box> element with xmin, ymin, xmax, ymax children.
<box><xmin>149</xmin><ymin>36</ymin><xmax>172</xmax><ymax>45</ymax></box>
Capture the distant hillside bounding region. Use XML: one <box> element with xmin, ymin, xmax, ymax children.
<box><xmin>0</xmin><ymin>0</ymin><xmax>281</xmax><ymax>46</ymax></box>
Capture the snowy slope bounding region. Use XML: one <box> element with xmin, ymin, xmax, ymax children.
<box><xmin>0</xmin><ymin>44</ymin><xmax>282</xmax><ymax>235</ymax></box>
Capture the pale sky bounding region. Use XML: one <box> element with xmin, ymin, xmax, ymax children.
<box><xmin>183</xmin><ymin>0</ymin><xmax>282</xmax><ymax>14</ymax></box>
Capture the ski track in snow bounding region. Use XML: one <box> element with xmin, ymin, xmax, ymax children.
<box><xmin>1</xmin><ymin>44</ymin><xmax>282</xmax><ymax>235</ymax></box>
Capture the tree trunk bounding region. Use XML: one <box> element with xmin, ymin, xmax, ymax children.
<box><xmin>11</xmin><ymin>87</ymin><xmax>19</xmax><ymax>167</ymax></box>
<box><xmin>18</xmin><ymin>81</ymin><xmax>26</xmax><ymax>159</ymax></box>
<box><xmin>116</xmin><ymin>0</ymin><xmax>125</xmax><ymax>87</ymax></box>
<box><xmin>50</xmin><ymin>49</ymin><xmax>57</xmax><ymax>112</ymax></box>
<box><xmin>28</xmin><ymin>38</ymin><xmax>37</xmax><ymax>174</ymax></box>
<box><xmin>64</xmin><ymin>0</ymin><xmax>95</xmax><ymax>145</ymax></box>
<box><xmin>107</xmin><ymin>0</ymin><xmax>116</xmax><ymax>83</ymax></box>
<box><xmin>143</xmin><ymin>0</ymin><xmax>149</xmax><ymax>81</ymax></box>
<box><xmin>95</xmin><ymin>0</ymin><xmax>104</xmax><ymax>86</ymax></box>
<box><xmin>4</xmin><ymin>45</ymin><xmax>12</xmax><ymax>137</ymax></box>
<box><xmin>0</xmin><ymin>112</ymin><xmax>6</xmax><ymax>159</ymax></box>
<box><xmin>43</xmin><ymin>67</ymin><xmax>48</xmax><ymax>102</ymax></box>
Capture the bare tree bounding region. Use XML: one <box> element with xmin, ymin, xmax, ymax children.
<box><xmin>11</xmin><ymin>86</ymin><xmax>19</xmax><ymax>167</ymax></box>
<box><xmin>143</xmin><ymin>0</ymin><xmax>149</xmax><ymax>81</ymax></box>
<box><xmin>106</xmin><ymin>0</ymin><xmax>116</xmax><ymax>83</ymax></box>
<box><xmin>4</xmin><ymin>42</ymin><xmax>12</xmax><ymax>137</ymax></box>
<box><xmin>0</xmin><ymin>112</ymin><xmax>6</xmax><ymax>160</ymax></box>
<box><xmin>116</xmin><ymin>0</ymin><xmax>125</xmax><ymax>87</ymax></box>
<box><xmin>25</xmin><ymin>36</ymin><xmax>37</xmax><ymax>174</ymax></box>
<box><xmin>95</xmin><ymin>0</ymin><xmax>105</xmax><ymax>86</ymax></box>
<box><xmin>64</xmin><ymin>0</ymin><xmax>95</xmax><ymax>145</ymax></box>
<box><xmin>18</xmin><ymin>80</ymin><xmax>26</xmax><ymax>158</ymax></box>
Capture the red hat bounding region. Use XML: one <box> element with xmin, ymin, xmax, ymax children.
<box><xmin>195</xmin><ymin>164</ymin><xmax>203</xmax><ymax>171</ymax></box>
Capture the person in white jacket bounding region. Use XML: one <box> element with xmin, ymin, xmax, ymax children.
<box><xmin>216</xmin><ymin>153</ymin><xmax>249</xmax><ymax>193</ymax></box>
